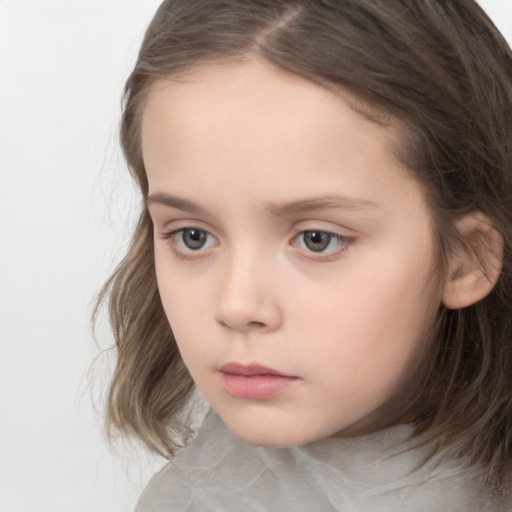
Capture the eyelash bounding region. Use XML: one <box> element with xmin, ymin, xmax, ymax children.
<box><xmin>161</xmin><ymin>227</ymin><xmax>353</xmax><ymax>260</ymax></box>
<box><xmin>162</xmin><ymin>227</ymin><xmax>218</xmax><ymax>258</ymax></box>
<box><xmin>291</xmin><ymin>230</ymin><xmax>353</xmax><ymax>260</ymax></box>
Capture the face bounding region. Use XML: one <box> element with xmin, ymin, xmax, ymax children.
<box><xmin>142</xmin><ymin>59</ymin><xmax>441</xmax><ymax>447</ymax></box>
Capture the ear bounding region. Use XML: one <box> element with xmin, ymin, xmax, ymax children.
<box><xmin>442</xmin><ymin>212</ymin><xmax>503</xmax><ymax>309</ymax></box>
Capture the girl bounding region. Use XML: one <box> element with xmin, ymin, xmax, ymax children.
<box><xmin>97</xmin><ymin>0</ymin><xmax>512</xmax><ymax>509</ymax></box>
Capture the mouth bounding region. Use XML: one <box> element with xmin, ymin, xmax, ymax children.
<box><xmin>218</xmin><ymin>362</ymin><xmax>299</xmax><ymax>399</ymax></box>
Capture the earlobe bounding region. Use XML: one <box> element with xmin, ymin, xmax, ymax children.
<box><xmin>442</xmin><ymin>212</ymin><xmax>503</xmax><ymax>309</ymax></box>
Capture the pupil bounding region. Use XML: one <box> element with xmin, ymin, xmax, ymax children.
<box><xmin>304</xmin><ymin>231</ymin><xmax>330</xmax><ymax>252</ymax></box>
<box><xmin>183</xmin><ymin>229</ymin><xmax>206</xmax><ymax>250</ymax></box>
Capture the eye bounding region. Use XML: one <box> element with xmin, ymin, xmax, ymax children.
<box><xmin>293</xmin><ymin>230</ymin><xmax>352</xmax><ymax>254</ymax></box>
<box><xmin>164</xmin><ymin>227</ymin><xmax>217</xmax><ymax>254</ymax></box>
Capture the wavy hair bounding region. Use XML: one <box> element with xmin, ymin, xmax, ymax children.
<box><xmin>96</xmin><ymin>0</ymin><xmax>512</xmax><ymax>486</ymax></box>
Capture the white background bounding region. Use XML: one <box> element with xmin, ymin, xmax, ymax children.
<box><xmin>1</xmin><ymin>1</ymin><xmax>511</xmax><ymax>511</ymax></box>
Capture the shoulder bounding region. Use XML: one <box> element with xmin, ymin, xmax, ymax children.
<box><xmin>134</xmin><ymin>461</ymin><xmax>192</xmax><ymax>512</ymax></box>
<box><xmin>133</xmin><ymin>410</ymin><xmax>267</xmax><ymax>511</ymax></box>
<box><xmin>134</xmin><ymin>410</ymin><xmax>228</xmax><ymax>512</ymax></box>
<box><xmin>133</xmin><ymin>410</ymin><xmax>335</xmax><ymax>512</ymax></box>
<box><xmin>133</xmin><ymin>411</ymin><xmax>508</xmax><ymax>512</ymax></box>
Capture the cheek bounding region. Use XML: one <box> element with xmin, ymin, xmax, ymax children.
<box><xmin>157</xmin><ymin>284</ymin><xmax>214</xmax><ymax>379</ymax></box>
<box><xmin>154</xmin><ymin>253</ymin><xmax>212</xmax><ymax>343</ymax></box>
<box><xmin>294</xmin><ymin>251</ymin><xmax>438</xmax><ymax>384</ymax></box>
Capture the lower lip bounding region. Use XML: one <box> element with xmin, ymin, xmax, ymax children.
<box><xmin>220</xmin><ymin>373</ymin><xmax>298</xmax><ymax>399</ymax></box>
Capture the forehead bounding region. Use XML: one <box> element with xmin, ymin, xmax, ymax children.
<box><xmin>141</xmin><ymin>58</ymin><xmax>398</xmax><ymax>166</ymax></box>
<box><xmin>141</xmin><ymin>59</ymin><xmax>424</xmax><ymax>217</ymax></box>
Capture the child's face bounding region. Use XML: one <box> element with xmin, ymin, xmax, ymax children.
<box><xmin>143</xmin><ymin>60</ymin><xmax>441</xmax><ymax>447</ymax></box>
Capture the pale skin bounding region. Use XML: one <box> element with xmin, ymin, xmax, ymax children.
<box><xmin>142</xmin><ymin>59</ymin><xmax>502</xmax><ymax>447</ymax></box>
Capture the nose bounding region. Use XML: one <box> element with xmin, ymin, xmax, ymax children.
<box><xmin>214</xmin><ymin>250</ymin><xmax>283</xmax><ymax>333</ymax></box>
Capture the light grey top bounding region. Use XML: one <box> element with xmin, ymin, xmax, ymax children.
<box><xmin>135</xmin><ymin>410</ymin><xmax>507</xmax><ymax>511</ymax></box>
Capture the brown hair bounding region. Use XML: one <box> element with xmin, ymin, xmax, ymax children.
<box><xmin>96</xmin><ymin>0</ymin><xmax>512</xmax><ymax>484</ymax></box>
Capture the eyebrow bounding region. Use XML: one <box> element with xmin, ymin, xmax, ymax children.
<box><xmin>263</xmin><ymin>195</ymin><xmax>380</xmax><ymax>216</ymax></box>
<box><xmin>146</xmin><ymin>192</ymin><xmax>380</xmax><ymax>216</ymax></box>
<box><xmin>146</xmin><ymin>192</ymin><xmax>207</xmax><ymax>214</ymax></box>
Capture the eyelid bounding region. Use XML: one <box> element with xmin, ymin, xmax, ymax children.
<box><xmin>157</xmin><ymin>220</ymin><xmax>354</xmax><ymax>261</ymax></box>
<box><xmin>290</xmin><ymin>228</ymin><xmax>354</xmax><ymax>261</ymax></box>
<box><xmin>160</xmin><ymin>225</ymin><xmax>219</xmax><ymax>257</ymax></box>
<box><xmin>157</xmin><ymin>217</ymin><xmax>217</xmax><ymax>240</ymax></box>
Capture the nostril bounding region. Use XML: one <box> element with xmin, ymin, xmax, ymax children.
<box><xmin>218</xmin><ymin>318</ymin><xmax>267</xmax><ymax>330</ymax></box>
<box><xmin>248</xmin><ymin>321</ymin><xmax>267</xmax><ymax>329</ymax></box>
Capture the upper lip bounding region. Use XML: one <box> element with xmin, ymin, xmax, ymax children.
<box><xmin>219</xmin><ymin>362</ymin><xmax>293</xmax><ymax>377</ymax></box>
